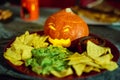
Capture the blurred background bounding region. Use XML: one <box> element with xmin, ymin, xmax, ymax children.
<box><xmin>0</xmin><ymin>0</ymin><xmax>120</xmax><ymax>9</ymax></box>
<box><xmin>0</xmin><ymin>0</ymin><xmax>76</xmax><ymax>8</ymax></box>
<box><xmin>0</xmin><ymin>0</ymin><xmax>120</xmax><ymax>26</ymax></box>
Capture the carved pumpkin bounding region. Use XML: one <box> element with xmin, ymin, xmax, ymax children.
<box><xmin>44</xmin><ymin>8</ymin><xmax>89</xmax><ymax>47</ymax></box>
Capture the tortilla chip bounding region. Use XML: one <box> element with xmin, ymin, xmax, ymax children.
<box><xmin>50</xmin><ymin>67</ymin><xmax>73</xmax><ymax>78</ymax></box>
<box><xmin>87</xmin><ymin>40</ymin><xmax>111</xmax><ymax>59</ymax></box>
<box><xmin>72</xmin><ymin>63</ymin><xmax>86</xmax><ymax>76</ymax></box>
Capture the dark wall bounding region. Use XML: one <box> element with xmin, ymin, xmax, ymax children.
<box><xmin>0</xmin><ymin>0</ymin><xmax>76</xmax><ymax>8</ymax></box>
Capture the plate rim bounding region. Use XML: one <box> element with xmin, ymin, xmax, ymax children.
<box><xmin>3</xmin><ymin>31</ymin><xmax>120</xmax><ymax>80</ymax></box>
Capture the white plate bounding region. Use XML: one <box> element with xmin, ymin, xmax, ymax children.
<box><xmin>79</xmin><ymin>15</ymin><xmax>120</xmax><ymax>25</ymax></box>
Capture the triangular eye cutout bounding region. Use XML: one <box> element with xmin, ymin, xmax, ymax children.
<box><xmin>63</xmin><ymin>25</ymin><xmax>70</xmax><ymax>32</ymax></box>
<box><xmin>48</xmin><ymin>23</ymin><xmax>56</xmax><ymax>30</ymax></box>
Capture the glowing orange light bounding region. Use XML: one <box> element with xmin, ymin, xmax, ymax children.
<box><xmin>21</xmin><ymin>0</ymin><xmax>39</xmax><ymax>21</ymax></box>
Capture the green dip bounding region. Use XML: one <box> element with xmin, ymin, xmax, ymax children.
<box><xmin>25</xmin><ymin>45</ymin><xmax>72</xmax><ymax>75</ymax></box>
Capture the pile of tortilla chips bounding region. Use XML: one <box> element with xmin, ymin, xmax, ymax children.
<box><xmin>4</xmin><ymin>31</ymin><xmax>48</xmax><ymax>66</ymax></box>
<box><xmin>67</xmin><ymin>40</ymin><xmax>118</xmax><ymax>76</ymax></box>
<box><xmin>3</xmin><ymin>31</ymin><xmax>118</xmax><ymax>77</ymax></box>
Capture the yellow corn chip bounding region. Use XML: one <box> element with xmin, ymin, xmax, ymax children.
<box><xmin>4</xmin><ymin>48</ymin><xmax>21</xmax><ymax>61</ymax></box>
<box><xmin>87</xmin><ymin>40</ymin><xmax>111</xmax><ymax>59</ymax></box>
<box><xmin>50</xmin><ymin>67</ymin><xmax>73</xmax><ymax>78</ymax></box>
<box><xmin>95</xmin><ymin>53</ymin><xmax>113</xmax><ymax>65</ymax></box>
<box><xmin>83</xmin><ymin>66</ymin><xmax>94</xmax><ymax>73</ymax></box>
<box><xmin>68</xmin><ymin>52</ymin><xmax>93</xmax><ymax>65</ymax></box>
<box><xmin>72</xmin><ymin>63</ymin><xmax>86</xmax><ymax>76</ymax></box>
<box><xmin>101</xmin><ymin>61</ymin><xmax>118</xmax><ymax>71</ymax></box>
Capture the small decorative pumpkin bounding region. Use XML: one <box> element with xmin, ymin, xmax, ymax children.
<box><xmin>44</xmin><ymin>8</ymin><xmax>89</xmax><ymax>47</ymax></box>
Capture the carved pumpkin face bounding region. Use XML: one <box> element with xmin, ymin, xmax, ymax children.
<box><xmin>44</xmin><ymin>8</ymin><xmax>89</xmax><ymax>42</ymax></box>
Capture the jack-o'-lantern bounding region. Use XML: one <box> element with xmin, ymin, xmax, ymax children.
<box><xmin>44</xmin><ymin>8</ymin><xmax>89</xmax><ymax>47</ymax></box>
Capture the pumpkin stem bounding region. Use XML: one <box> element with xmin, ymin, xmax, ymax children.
<box><xmin>65</xmin><ymin>8</ymin><xmax>73</xmax><ymax>13</ymax></box>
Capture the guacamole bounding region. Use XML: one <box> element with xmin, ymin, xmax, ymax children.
<box><xmin>25</xmin><ymin>45</ymin><xmax>72</xmax><ymax>75</ymax></box>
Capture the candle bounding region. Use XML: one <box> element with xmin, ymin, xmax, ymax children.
<box><xmin>21</xmin><ymin>0</ymin><xmax>39</xmax><ymax>21</ymax></box>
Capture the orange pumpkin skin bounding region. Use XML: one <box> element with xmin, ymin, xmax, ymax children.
<box><xmin>44</xmin><ymin>8</ymin><xmax>89</xmax><ymax>41</ymax></box>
